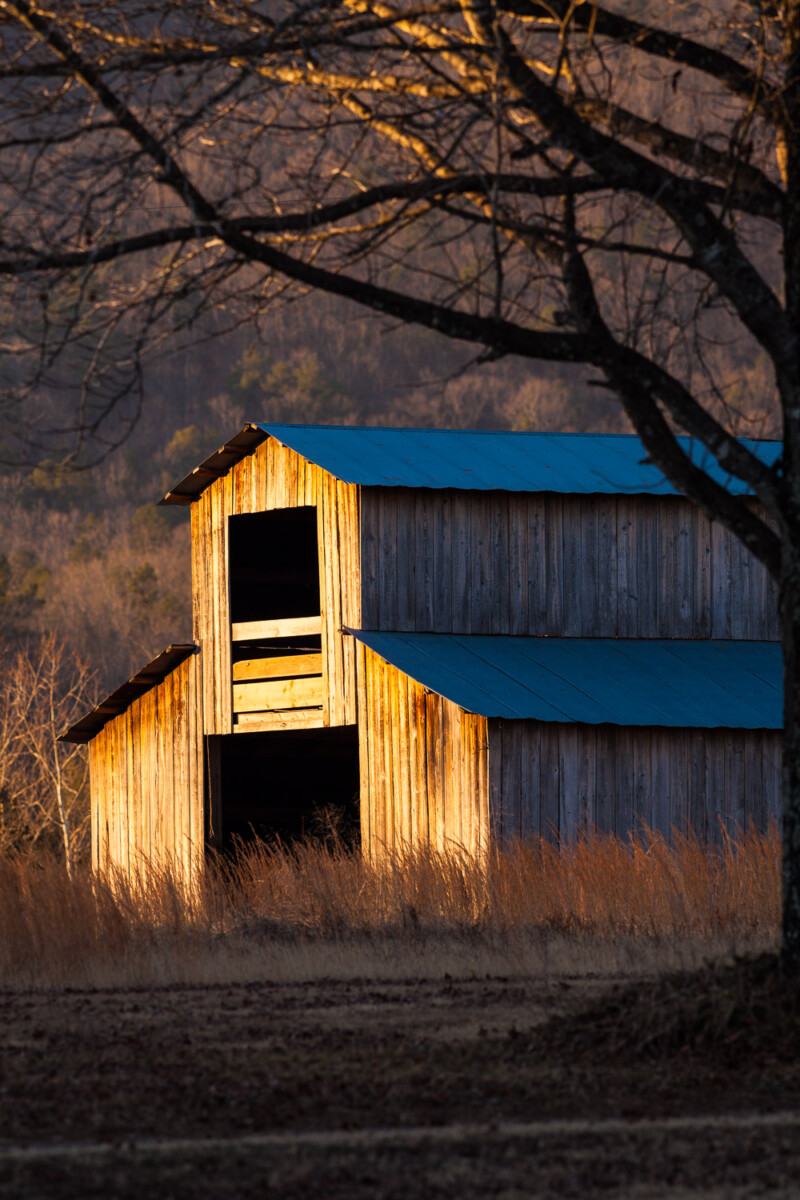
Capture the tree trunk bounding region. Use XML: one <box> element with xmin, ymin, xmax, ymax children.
<box><xmin>781</xmin><ymin>544</ymin><xmax>800</xmax><ymax>973</ymax></box>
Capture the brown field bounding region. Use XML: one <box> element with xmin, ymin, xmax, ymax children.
<box><xmin>1</xmin><ymin>827</ymin><xmax>798</xmax><ymax>1198</ymax></box>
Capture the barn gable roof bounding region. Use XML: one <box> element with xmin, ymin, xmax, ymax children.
<box><xmin>348</xmin><ymin>631</ymin><xmax>782</xmax><ymax>728</ymax></box>
<box><xmin>161</xmin><ymin>423</ymin><xmax>781</xmax><ymax>505</ymax></box>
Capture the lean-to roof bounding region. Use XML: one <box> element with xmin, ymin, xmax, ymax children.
<box><xmin>348</xmin><ymin>632</ymin><xmax>782</xmax><ymax>728</ymax></box>
<box><xmin>60</xmin><ymin>644</ymin><xmax>198</xmax><ymax>743</ymax></box>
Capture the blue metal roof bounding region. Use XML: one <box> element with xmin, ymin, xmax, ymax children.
<box><xmin>348</xmin><ymin>632</ymin><xmax>782</xmax><ymax>727</ymax></box>
<box><xmin>257</xmin><ymin>424</ymin><xmax>781</xmax><ymax>495</ymax></box>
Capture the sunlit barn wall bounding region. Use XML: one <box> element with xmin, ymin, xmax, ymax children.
<box><xmin>191</xmin><ymin>437</ymin><xmax>361</xmax><ymax>734</ymax></box>
<box><xmin>88</xmin><ymin>653</ymin><xmax>204</xmax><ymax>880</ymax></box>
<box><xmin>356</xmin><ymin>645</ymin><xmax>490</xmax><ymax>858</ymax></box>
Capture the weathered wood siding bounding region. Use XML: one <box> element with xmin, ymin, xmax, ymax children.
<box><xmin>357</xmin><ymin>644</ymin><xmax>489</xmax><ymax>857</ymax></box>
<box><xmin>88</xmin><ymin>652</ymin><xmax>204</xmax><ymax>882</ymax></box>
<box><xmin>487</xmin><ymin>720</ymin><xmax>781</xmax><ymax>844</ymax></box>
<box><xmin>192</xmin><ymin>438</ymin><xmax>360</xmax><ymax>734</ymax></box>
<box><xmin>360</xmin><ymin>491</ymin><xmax>778</xmax><ymax>639</ymax></box>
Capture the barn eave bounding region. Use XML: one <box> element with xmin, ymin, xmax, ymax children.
<box><xmin>60</xmin><ymin>643</ymin><xmax>199</xmax><ymax>743</ymax></box>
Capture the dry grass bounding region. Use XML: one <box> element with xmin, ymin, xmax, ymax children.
<box><xmin>0</xmin><ymin>824</ymin><xmax>780</xmax><ymax>990</ymax></box>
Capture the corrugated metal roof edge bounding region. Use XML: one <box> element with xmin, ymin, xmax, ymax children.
<box><xmin>160</xmin><ymin>422</ymin><xmax>782</xmax><ymax>505</ymax></box>
<box><xmin>60</xmin><ymin>644</ymin><xmax>199</xmax><ymax>744</ymax></box>
<box><xmin>344</xmin><ymin>629</ymin><xmax>783</xmax><ymax>729</ymax></box>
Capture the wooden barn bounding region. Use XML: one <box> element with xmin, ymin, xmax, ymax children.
<box><xmin>63</xmin><ymin>424</ymin><xmax>783</xmax><ymax>880</ymax></box>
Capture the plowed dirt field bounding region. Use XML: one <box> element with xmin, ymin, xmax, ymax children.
<box><xmin>1</xmin><ymin>968</ymin><xmax>799</xmax><ymax>1198</ymax></box>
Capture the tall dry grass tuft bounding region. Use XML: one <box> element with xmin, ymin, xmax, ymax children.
<box><xmin>0</xmin><ymin>823</ymin><xmax>781</xmax><ymax>990</ymax></box>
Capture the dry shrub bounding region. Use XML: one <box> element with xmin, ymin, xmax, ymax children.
<box><xmin>0</xmin><ymin>824</ymin><xmax>780</xmax><ymax>990</ymax></box>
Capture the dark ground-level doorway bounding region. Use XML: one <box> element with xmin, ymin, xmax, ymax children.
<box><xmin>206</xmin><ymin>725</ymin><xmax>360</xmax><ymax>852</ymax></box>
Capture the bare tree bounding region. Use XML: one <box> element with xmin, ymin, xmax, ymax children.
<box><xmin>0</xmin><ymin>1</ymin><xmax>799</xmax><ymax>957</ymax></box>
<box><xmin>0</xmin><ymin>634</ymin><xmax>96</xmax><ymax>872</ymax></box>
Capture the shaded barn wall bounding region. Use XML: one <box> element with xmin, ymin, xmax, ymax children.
<box><xmin>488</xmin><ymin>720</ymin><xmax>781</xmax><ymax>844</ymax></box>
<box><xmin>88</xmin><ymin>653</ymin><xmax>204</xmax><ymax>881</ymax></box>
<box><xmin>191</xmin><ymin>438</ymin><xmax>360</xmax><ymax>734</ymax></box>
<box><xmin>360</xmin><ymin>491</ymin><xmax>778</xmax><ymax>639</ymax></box>
<box><xmin>356</xmin><ymin>645</ymin><xmax>489</xmax><ymax>857</ymax></box>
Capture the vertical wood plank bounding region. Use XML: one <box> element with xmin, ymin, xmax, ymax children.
<box><xmin>596</xmin><ymin>498</ymin><xmax>617</xmax><ymax>638</ymax></box>
<box><xmin>360</xmin><ymin>491</ymin><xmax>380</xmax><ymax>629</ymax></box>
<box><xmin>687</xmin><ymin>728</ymin><xmax>707</xmax><ymax>841</ymax></box>
<box><xmin>675</xmin><ymin>501</ymin><xmax>694</xmax><ymax>638</ymax></box>
<box><xmin>763</xmin><ymin>732</ymin><xmax>782</xmax><ymax>828</ymax></box>
<box><xmin>89</xmin><ymin>739</ymin><xmax>101</xmax><ymax>872</ymax></box>
<box><xmin>470</xmin><ymin>495</ymin><xmax>492</xmax><ymax>634</ymax></box>
<box><xmin>577</xmin><ymin>498</ymin><xmax>599</xmax><ymax>636</ymax></box>
<box><xmin>539</xmin><ymin>723</ymin><xmax>560</xmax><ymax>840</ymax></box>
<box><xmin>490</xmin><ymin>493</ymin><xmax>511</xmax><ymax>634</ymax></box>
<box><xmin>416</xmin><ymin>490</ymin><xmax>435</xmax><ymax>631</ymax></box>
<box><xmin>459</xmin><ymin>711</ymin><xmax>474</xmax><ymax>855</ymax></box>
<box><xmin>364</xmin><ymin>650</ymin><xmax>379</xmax><ymax>859</ymax></box>
<box><xmin>381</xmin><ymin>655</ymin><xmax>396</xmax><ymax>852</ymax></box>
<box><xmin>508</xmin><ymin>495</ymin><xmax>529</xmax><ymax>636</ymax></box>
<box><xmin>743</xmin><ymin>732</ymin><xmax>764</xmax><ymax>834</ymax></box>
<box><xmin>527</xmin><ymin>497</ymin><xmax>547</xmax><ymax>634</ymax></box>
<box><xmin>395</xmin><ymin>490</ymin><xmax>415</xmax><ymax>631</ymax></box>
<box><xmin>657</xmin><ymin>502</ymin><xmax>676</xmax><ymax>639</ymax></box>
<box><xmin>188</xmin><ymin>651</ymin><xmax>204</xmax><ymax>883</ymax></box>
<box><xmin>558</xmin><ymin>724</ymin><xmax>579</xmax><ymax>838</ymax></box>
<box><xmin>711</xmin><ymin>521</ymin><xmax>732</xmax><ymax>638</ymax></box>
<box><xmin>544</xmin><ymin>496</ymin><xmax>564</xmax><ymax>637</ymax></box>
<box><xmin>577</xmin><ymin>724</ymin><xmax>595</xmax><ymax>831</ymax></box>
<box><xmin>123</xmin><ymin>708</ymin><xmax>134</xmax><ymax>877</ymax></box>
<box><xmin>728</xmin><ymin>528</ymin><xmax>749</xmax><ymax>639</ymax></box>
<box><xmin>694</xmin><ymin>506</ymin><xmax>713</xmax><ymax>639</ymax></box>
<box><xmin>379</xmin><ymin>489</ymin><xmax>399</xmax><ymax>630</ymax></box>
<box><xmin>425</xmin><ymin>692</ymin><xmax>443</xmax><ymax>849</ymax></box>
<box><xmin>614</xmin><ymin>726</ymin><xmax>636</xmax><ymax>840</ymax></box>
<box><xmin>650</xmin><ymin>729</ymin><xmax>671</xmax><ymax>841</ymax></box>
<box><xmin>636</xmin><ymin>497</ymin><xmax>659</xmax><ymax>636</ymax></box>
<box><xmin>519</xmin><ymin>722</ymin><xmax>541</xmax><ymax>839</ymax></box>
<box><xmin>433</xmin><ymin>491</ymin><xmax>453</xmax><ymax>632</ymax></box>
<box><xmin>441</xmin><ymin>698</ymin><xmax>458</xmax><ymax>846</ymax></box>
<box><xmin>669</xmin><ymin>729</ymin><xmax>689</xmax><ymax>844</ymax></box>
<box><xmin>632</xmin><ymin>727</ymin><xmax>652</xmax><ymax>836</ymax></box>
<box><xmin>500</xmin><ymin>721</ymin><xmax>520</xmax><ymax>839</ymax></box>
<box><xmin>616</xmin><ymin>498</ymin><xmax>637</xmax><ymax>637</ymax></box>
<box><xmin>355</xmin><ymin>640</ymin><xmax>371</xmax><ymax>854</ymax></box>
<box><xmin>705</xmin><ymin>731</ymin><xmax>725</xmax><ymax>844</ymax></box>
<box><xmin>449</xmin><ymin>490</ymin><xmax>471</xmax><ymax>633</ymax></box>
<box><xmin>724</xmin><ymin>730</ymin><xmax>745</xmax><ymax>835</ymax></box>
<box><xmin>487</xmin><ymin>720</ymin><xmax>504</xmax><ymax>843</ymax></box>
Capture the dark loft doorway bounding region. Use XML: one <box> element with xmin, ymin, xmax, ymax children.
<box><xmin>228</xmin><ymin>506</ymin><xmax>320</xmax><ymax>624</ymax></box>
<box><xmin>209</xmin><ymin>726</ymin><xmax>360</xmax><ymax>851</ymax></box>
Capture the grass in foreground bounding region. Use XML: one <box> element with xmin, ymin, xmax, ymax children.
<box><xmin>0</xmin><ymin>824</ymin><xmax>780</xmax><ymax>989</ymax></box>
